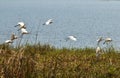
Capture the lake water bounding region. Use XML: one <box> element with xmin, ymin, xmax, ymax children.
<box><xmin>0</xmin><ymin>0</ymin><xmax>120</xmax><ymax>48</ymax></box>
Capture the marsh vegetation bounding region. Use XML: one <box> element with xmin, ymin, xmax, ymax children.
<box><xmin>0</xmin><ymin>44</ymin><xmax>120</xmax><ymax>78</ymax></box>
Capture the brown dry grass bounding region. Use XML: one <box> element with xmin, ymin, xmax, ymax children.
<box><xmin>0</xmin><ymin>44</ymin><xmax>120</xmax><ymax>78</ymax></box>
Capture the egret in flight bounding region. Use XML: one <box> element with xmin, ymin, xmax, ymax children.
<box><xmin>5</xmin><ymin>40</ymin><xmax>13</xmax><ymax>44</ymax></box>
<box><xmin>66</xmin><ymin>36</ymin><xmax>77</xmax><ymax>41</ymax></box>
<box><xmin>21</xmin><ymin>28</ymin><xmax>29</xmax><ymax>34</ymax></box>
<box><xmin>43</xmin><ymin>19</ymin><xmax>53</xmax><ymax>25</ymax></box>
<box><xmin>103</xmin><ymin>37</ymin><xmax>112</xmax><ymax>44</ymax></box>
<box><xmin>5</xmin><ymin>33</ymin><xmax>18</xmax><ymax>44</ymax></box>
<box><xmin>97</xmin><ymin>37</ymin><xmax>103</xmax><ymax>46</ymax></box>
<box><xmin>14</xmin><ymin>22</ymin><xmax>26</xmax><ymax>31</ymax></box>
<box><xmin>10</xmin><ymin>33</ymin><xmax>18</xmax><ymax>40</ymax></box>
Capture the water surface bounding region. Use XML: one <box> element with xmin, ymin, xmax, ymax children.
<box><xmin>0</xmin><ymin>0</ymin><xmax>120</xmax><ymax>48</ymax></box>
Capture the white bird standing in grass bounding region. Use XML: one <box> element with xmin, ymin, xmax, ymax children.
<box><xmin>66</xmin><ymin>36</ymin><xmax>77</xmax><ymax>41</ymax></box>
<box><xmin>103</xmin><ymin>37</ymin><xmax>112</xmax><ymax>44</ymax></box>
<box><xmin>14</xmin><ymin>22</ymin><xmax>26</xmax><ymax>31</ymax></box>
<box><xmin>43</xmin><ymin>19</ymin><xmax>53</xmax><ymax>25</ymax></box>
<box><xmin>96</xmin><ymin>46</ymin><xmax>101</xmax><ymax>58</ymax></box>
<box><xmin>97</xmin><ymin>37</ymin><xmax>103</xmax><ymax>46</ymax></box>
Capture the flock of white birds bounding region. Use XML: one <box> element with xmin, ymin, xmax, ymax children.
<box><xmin>5</xmin><ymin>22</ymin><xmax>29</xmax><ymax>44</ymax></box>
<box><xmin>5</xmin><ymin>19</ymin><xmax>54</xmax><ymax>44</ymax></box>
<box><xmin>4</xmin><ymin>18</ymin><xmax>113</xmax><ymax>57</ymax></box>
<box><xmin>5</xmin><ymin>19</ymin><xmax>78</xmax><ymax>44</ymax></box>
<box><xmin>96</xmin><ymin>37</ymin><xmax>112</xmax><ymax>57</ymax></box>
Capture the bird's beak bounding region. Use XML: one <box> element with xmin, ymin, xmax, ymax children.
<box><xmin>43</xmin><ymin>23</ymin><xmax>45</xmax><ymax>25</ymax></box>
<box><xmin>14</xmin><ymin>24</ymin><xmax>19</xmax><ymax>27</ymax></box>
<box><xmin>65</xmin><ymin>38</ymin><xmax>69</xmax><ymax>41</ymax></box>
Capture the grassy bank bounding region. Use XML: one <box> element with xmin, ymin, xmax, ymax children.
<box><xmin>0</xmin><ymin>43</ymin><xmax>120</xmax><ymax>78</ymax></box>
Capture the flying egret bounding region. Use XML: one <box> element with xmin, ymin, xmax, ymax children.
<box><xmin>21</xmin><ymin>28</ymin><xmax>29</xmax><ymax>34</ymax></box>
<box><xmin>103</xmin><ymin>37</ymin><xmax>112</xmax><ymax>44</ymax></box>
<box><xmin>43</xmin><ymin>19</ymin><xmax>53</xmax><ymax>25</ymax></box>
<box><xmin>10</xmin><ymin>33</ymin><xmax>18</xmax><ymax>40</ymax></box>
<box><xmin>5</xmin><ymin>33</ymin><xmax>18</xmax><ymax>44</ymax></box>
<box><xmin>97</xmin><ymin>37</ymin><xmax>103</xmax><ymax>46</ymax></box>
<box><xmin>14</xmin><ymin>22</ymin><xmax>26</xmax><ymax>31</ymax></box>
<box><xmin>5</xmin><ymin>40</ymin><xmax>13</xmax><ymax>44</ymax></box>
<box><xmin>66</xmin><ymin>36</ymin><xmax>77</xmax><ymax>41</ymax></box>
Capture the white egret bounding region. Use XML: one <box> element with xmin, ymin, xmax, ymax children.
<box><xmin>97</xmin><ymin>37</ymin><xmax>103</xmax><ymax>46</ymax></box>
<box><xmin>66</xmin><ymin>36</ymin><xmax>77</xmax><ymax>41</ymax></box>
<box><xmin>103</xmin><ymin>37</ymin><xmax>112</xmax><ymax>44</ymax></box>
<box><xmin>43</xmin><ymin>19</ymin><xmax>53</xmax><ymax>25</ymax></box>
<box><xmin>21</xmin><ymin>28</ymin><xmax>29</xmax><ymax>34</ymax></box>
<box><xmin>96</xmin><ymin>46</ymin><xmax>101</xmax><ymax>57</ymax></box>
<box><xmin>14</xmin><ymin>22</ymin><xmax>26</xmax><ymax>31</ymax></box>
<box><xmin>5</xmin><ymin>40</ymin><xmax>13</xmax><ymax>44</ymax></box>
<box><xmin>11</xmin><ymin>33</ymin><xmax>18</xmax><ymax>40</ymax></box>
<box><xmin>5</xmin><ymin>33</ymin><xmax>18</xmax><ymax>44</ymax></box>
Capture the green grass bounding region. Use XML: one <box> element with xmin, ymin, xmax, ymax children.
<box><xmin>0</xmin><ymin>43</ymin><xmax>120</xmax><ymax>78</ymax></box>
